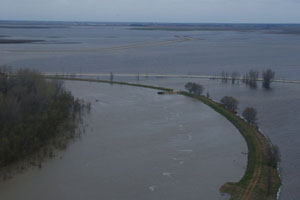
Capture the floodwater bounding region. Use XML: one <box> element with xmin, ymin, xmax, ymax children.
<box><xmin>1</xmin><ymin>23</ymin><xmax>300</xmax><ymax>80</ymax></box>
<box><xmin>0</xmin><ymin>81</ymin><xmax>247</xmax><ymax>200</ymax></box>
<box><xmin>138</xmin><ymin>77</ymin><xmax>300</xmax><ymax>200</ymax></box>
<box><xmin>0</xmin><ymin>22</ymin><xmax>300</xmax><ymax>199</ymax></box>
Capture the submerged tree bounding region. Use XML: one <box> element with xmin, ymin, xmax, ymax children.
<box><xmin>220</xmin><ymin>96</ymin><xmax>239</xmax><ymax>112</ymax></box>
<box><xmin>262</xmin><ymin>69</ymin><xmax>275</xmax><ymax>89</ymax></box>
<box><xmin>247</xmin><ymin>70</ymin><xmax>259</xmax><ymax>88</ymax></box>
<box><xmin>242</xmin><ymin>107</ymin><xmax>257</xmax><ymax>123</ymax></box>
<box><xmin>221</xmin><ymin>71</ymin><xmax>229</xmax><ymax>83</ymax></box>
<box><xmin>231</xmin><ymin>71</ymin><xmax>240</xmax><ymax>84</ymax></box>
<box><xmin>0</xmin><ymin>68</ymin><xmax>88</xmax><ymax>168</ymax></box>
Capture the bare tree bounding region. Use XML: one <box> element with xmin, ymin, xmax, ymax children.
<box><xmin>221</xmin><ymin>71</ymin><xmax>225</xmax><ymax>82</ymax></box>
<box><xmin>220</xmin><ymin>96</ymin><xmax>239</xmax><ymax>112</ymax></box>
<box><xmin>242</xmin><ymin>75</ymin><xmax>246</xmax><ymax>83</ymax></box>
<box><xmin>225</xmin><ymin>72</ymin><xmax>229</xmax><ymax>83</ymax></box>
<box><xmin>262</xmin><ymin>69</ymin><xmax>275</xmax><ymax>89</ymax></box>
<box><xmin>242</xmin><ymin>107</ymin><xmax>257</xmax><ymax>123</ymax></box>
<box><xmin>231</xmin><ymin>71</ymin><xmax>239</xmax><ymax>84</ymax></box>
<box><xmin>244</xmin><ymin>70</ymin><xmax>259</xmax><ymax>88</ymax></box>
<box><xmin>221</xmin><ymin>71</ymin><xmax>229</xmax><ymax>83</ymax></box>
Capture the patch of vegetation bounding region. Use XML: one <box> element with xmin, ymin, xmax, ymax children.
<box><xmin>262</xmin><ymin>69</ymin><xmax>275</xmax><ymax>89</ymax></box>
<box><xmin>0</xmin><ymin>69</ymin><xmax>90</xmax><ymax>177</ymax></box>
<box><xmin>242</xmin><ymin>107</ymin><xmax>257</xmax><ymax>124</ymax></box>
<box><xmin>220</xmin><ymin>96</ymin><xmax>239</xmax><ymax>112</ymax></box>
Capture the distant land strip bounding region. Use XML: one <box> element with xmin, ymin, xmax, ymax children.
<box><xmin>0</xmin><ymin>39</ymin><xmax>45</xmax><ymax>44</ymax></box>
<box><xmin>0</xmin><ymin>25</ymin><xmax>68</xmax><ymax>29</ymax></box>
<box><xmin>44</xmin><ymin>73</ymin><xmax>300</xmax><ymax>84</ymax></box>
<box><xmin>4</xmin><ymin>36</ymin><xmax>199</xmax><ymax>53</ymax></box>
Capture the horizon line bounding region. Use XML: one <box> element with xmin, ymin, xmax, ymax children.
<box><xmin>0</xmin><ymin>19</ymin><xmax>300</xmax><ymax>25</ymax></box>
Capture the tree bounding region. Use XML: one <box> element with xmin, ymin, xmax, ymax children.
<box><xmin>262</xmin><ymin>69</ymin><xmax>275</xmax><ymax>89</ymax></box>
<box><xmin>192</xmin><ymin>83</ymin><xmax>204</xmax><ymax>95</ymax></box>
<box><xmin>220</xmin><ymin>96</ymin><xmax>239</xmax><ymax>112</ymax></box>
<box><xmin>231</xmin><ymin>71</ymin><xmax>239</xmax><ymax>84</ymax></box>
<box><xmin>242</xmin><ymin>107</ymin><xmax>257</xmax><ymax>123</ymax></box>
<box><xmin>184</xmin><ymin>82</ymin><xmax>204</xmax><ymax>95</ymax></box>
<box><xmin>221</xmin><ymin>71</ymin><xmax>229</xmax><ymax>83</ymax></box>
<box><xmin>247</xmin><ymin>70</ymin><xmax>259</xmax><ymax>88</ymax></box>
<box><xmin>184</xmin><ymin>82</ymin><xmax>194</xmax><ymax>93</ymax></box>
<box><xmin>0</xmin><ymin>69</ymin><xmax>89</xmax><ymax>168</ymax></box>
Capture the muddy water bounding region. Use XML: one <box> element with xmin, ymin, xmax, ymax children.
<box><xmin>0</xmin><ymin>81</ymin><xmax>247</xmax><ymax>200</ymax></box>
<box><xmin>1</xmin><ymin>22</ymin><xmax>299</xmax><ymax>199</ymax></box>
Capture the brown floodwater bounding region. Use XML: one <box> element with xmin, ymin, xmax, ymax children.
<box><xmin>1</xmin><ymin>22</ymin><xmax>300</xmax><ymax>199</ymax></box>
<box><xmin>0</xmin><ymin>81</ymin><xmax>247</xmax><ymax>200</ymax></box>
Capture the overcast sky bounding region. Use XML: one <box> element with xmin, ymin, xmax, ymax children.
<box><xmin>1</xmin><ymin>0</ymin><xmax>300</xmax><ymax>23</ymax></box>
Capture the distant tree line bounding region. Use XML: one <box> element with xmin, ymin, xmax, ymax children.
<box><xmin>219</xmin><ymin>69</ymin><xmax>275</xmax><ymax>89</ymax></box>
<box><xmin>0</xmin><ymin>68</ymin><xmax>89</xmax><ymax>169</ymax></box>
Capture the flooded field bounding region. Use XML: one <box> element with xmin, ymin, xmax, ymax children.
<box><xmin>0</xmin><ymin>81</ymin><xmax>247</xmax><ymax>200</ymax></box>
<box><xmin>1</xmin><ymin>24</ymin><xmax>300</xmax><ymax>80</ymax></box>
<box><xmin>0</xmin><ymin>22</ymin><xmax>299</xmax><ymax>199</ymax></box>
